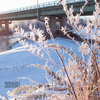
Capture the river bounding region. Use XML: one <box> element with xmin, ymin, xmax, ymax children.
<box><xmin>0</xmin><ymin>32</ymin><xmax>23</xmax><ymax>53</ymax></box>
<box><xmin>0</xmin><ymin>29</ymin><xmax>45</xmax><ymax>53</ymax></box>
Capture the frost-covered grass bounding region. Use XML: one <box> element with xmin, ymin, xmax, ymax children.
<box><xmin>0</xmin><ymin>37</ymin><xmax>81</xmax><ymax>99</ymax></box>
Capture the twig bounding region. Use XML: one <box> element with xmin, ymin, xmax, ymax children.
<box><xmin>55</xmin><ymin>49</ymin><xmax>78</xmax><ymax>100</ymax></box>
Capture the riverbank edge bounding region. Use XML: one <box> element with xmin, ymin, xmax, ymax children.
<box><xmin>3</xmin><ymin>32</ymin><xmax>84</xmax><ymax>52</ymax></box>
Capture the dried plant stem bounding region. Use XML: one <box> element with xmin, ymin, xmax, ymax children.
<box><xmin>97</xmin><ymin>88</ymin><xmax>99</xmax><ymax>100</ymax></box>
<box><xmin>67</xmin><ymin>23</ymin><xmax>100</xmax><ymax>78</ymax></box>
<box><xmin>76</xmin><ymin>29</ymin><xmax>100</xmax><ymax>78</ymax></box>
<box><xmin>23</xmin><ymin>45</ymin><xmax>62</xmax><ymax>69</ymax></box>
<box><xmin>66</xmin><ymin>34</ymin><xmax>81</xmax><ymax>46</ymax></box>
<box><xmin>18</xmin><ymin>32</ymin><xmax>62</xmax><ymax>69</ymax></box>
<box><xmin>60</xmin><ymin>0</ymin><xmax>100</xmax><ymax>79</ymax></box>
<box><xmin>55</xmin><ymin>49</ymin><xmax>78</xmax><ymax>100</ymax></box>
<box><xmin>39</xmin><ymin>43</ymin><xmax>57</xmax><ymax>68</ymax></box>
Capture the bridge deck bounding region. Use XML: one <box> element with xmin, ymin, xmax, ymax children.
<box><xmin>0</xmin><ymin>0</ymin><xmax>86</xmax><ymax>14</ymax></box>
<box><xmin>0</xmin><ymin>0</ymin><xmax>99</xmax><ymax>21</ymax></box>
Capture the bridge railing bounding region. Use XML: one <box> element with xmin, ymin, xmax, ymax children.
<box><xmin>0</xmin><ymin>0</ymin><xmax>85</xmax><ymax>15</ymax></box>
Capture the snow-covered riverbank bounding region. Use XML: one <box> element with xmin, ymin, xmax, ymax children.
<box><xmin>0</xmin><ymin>37</ymin><xmax>82</xmax><ymax>99</ymax></box>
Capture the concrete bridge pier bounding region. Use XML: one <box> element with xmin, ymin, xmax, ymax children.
<box><xmin>0</xmin><ymin>22</ymin><xmax>2</xmax><ymax>31</ymax></box>
<box><xmin>5</xmin><ymin>21</ymin><xmax>9</xmax><ymax>31</ymax></box>
<box><xmin>38</xmin><ymin>16</ymin><xmax>56</xmax><ymax>34</ymax></box>
<box><xmin>44</xmin><ymin>16</ymin><xmax>56</xmax><ymax>35</ymax></box>
<box><xmin>0</xmin><ymin>23</ymin><xmax>2</xmax><ymax>27</ymax></box>
<box><xmin>48</xmin><ymin>17</ymin><xmax>67</xmax><ymax>34</ymax></box>
<box><xmin>49</xmin><ymin>16</ymin><xmax>56</xmax><ymax>34</ymax></box>
<box><xmin>59</xmin><ymin>17</ymin><xmax>67</xmax><ymax>30</ymax></box>
<box><xmin>39</xmin><ymin>16</ymin><xmax>67</xmax><ymax>36</ymax></box>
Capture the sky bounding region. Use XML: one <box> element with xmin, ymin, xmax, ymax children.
<box><xmin>0</xmin><ymin>0</ymin><xmax>56</xmax><ymax>12</ymax></box>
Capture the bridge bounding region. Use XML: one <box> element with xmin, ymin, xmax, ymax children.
<box><xmin>0</xmin><ymin>0</ymin><xmax>99</xmax><ymax>34</ymax></box>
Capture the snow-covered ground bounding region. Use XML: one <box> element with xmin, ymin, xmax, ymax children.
<box><xmin>0</xmin><ymin>37</ymin><xmax>81</xmax><ymax>99</ymax></box>
<box><xmin>73</xmin><ymin>28</ymin><xmax>100</xmax><ymax>39</ymax></box>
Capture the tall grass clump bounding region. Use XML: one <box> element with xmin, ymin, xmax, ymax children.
<box><xmin>1</xmin><ymin>0</ymin><xmax>100</xmax><ymax>100</ymax></box>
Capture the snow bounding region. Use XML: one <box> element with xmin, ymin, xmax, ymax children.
<box><xmin>0</xmin><ymin>37</ymin><xmax>81</xmax><ymax>99</ymax></box>
<box><xmin>73</xmin><ymin>28</ymin><xmax>100</xmax><ymax>39</ymax></box>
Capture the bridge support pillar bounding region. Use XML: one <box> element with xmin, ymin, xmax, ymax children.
<box><xmin>44</xmin><ymin>16</ymin><xmax>67</xmax><ymax>36</ymax></box>
<box><xmin>50</xmin><ymin>16</ymin><xmax>56</xmax><ymax>34</ymax></box>
<box><xmin>59</xmin><ymin>17</ymin><xmax>67</xmax><ymax>30</ymax></box>
<box><xmin>5</xmin><ymin>21</ymin><xmax>9</xmax><ymax>31</ymax></box>
<box><xmin>44</xmin><ymin>16</ymin><xmax>56</xmax><ymax>35</ymax></box>
<box><xmin>0</xmin><ymin>22</ymin><xmax>2</xmax><ymax>31</ymax></box>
